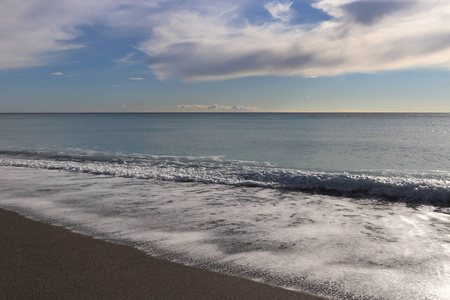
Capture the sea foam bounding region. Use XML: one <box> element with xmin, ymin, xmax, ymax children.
<box><xmin>0</xmin><ymin>166</ymin><xmax>449</xmax><ymax>300</ymax></box>
<box><xmin>1</xmin><ymin>154</ymin><xmax>448</xmax><ymax>206</ymax></box>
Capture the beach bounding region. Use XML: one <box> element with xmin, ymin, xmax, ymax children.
<box><xmin>0</xmin><ymin>113</ymin><xmax>449</xmax><ymax>299</ymax></box>
<box><xmin>0</xmin><ymin>208</ymin><xmax>326</xmax><ymax>299</ymax></box>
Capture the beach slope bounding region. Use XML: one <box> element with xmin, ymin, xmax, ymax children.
<box><xmin>0</xmin><ymin>208</ymin><xmax>325</xmax><ymax>300</ymax></box>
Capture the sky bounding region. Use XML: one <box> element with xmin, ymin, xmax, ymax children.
<box><xmin>1</xmin><ymin>0</ymin><xmax>450</xmax><ymax>113</ymax></box>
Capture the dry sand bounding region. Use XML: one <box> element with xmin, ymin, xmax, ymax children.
<box><xmin>0</xmin><ymin>208</ymin><xmax>327</xmax><ymax>299</ymax></box>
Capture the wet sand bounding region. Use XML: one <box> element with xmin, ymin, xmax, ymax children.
<box><xmin>0</xmin><ymin>208</ymin><xmax>326</xmax><ymax>299</ymax></box>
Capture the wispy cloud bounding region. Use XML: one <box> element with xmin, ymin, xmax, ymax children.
<box><xmin>2</xmin><ymin>0</ymin><xmax>450</xmax><ymax>81</ymax></box>
<box><xmin>264</xmin><ymin>1</ymin><xmax>295</xmax><ymax>22</ymax></box>
<box><xmin>141</xmin><ymin>0</ymin><xmax>450</xmax><ymax>81</ymax></box>
<box><xmin>0</xmin><ymin>0</ymin><xmax>100</xmax><ymax>70</ymax></box>
<box><xmin>129</xmin><ymin>77</ymin><xmax>144</xmax><ymax>80</ymax></box>
<box><xmin>0</xmin><ymin>0</ymin><xmax>162</xmax><ymax>71</ymax></box>
<box><xmin>114</xmin><ymin>52</ymin><xmax>139</xmax><ymax>67</ymax></box>
<box><xmin>50</xmin><ymin>71</ymin><xmax>80</xmax><ymax>77</ymax></box>
<box><xmin>178</xmin><ymin>104</ymin><xmax>253</xmax><ymax>111</ymax></box>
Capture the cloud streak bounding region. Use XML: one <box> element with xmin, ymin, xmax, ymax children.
<box><xmin>0</xmin><ymin>0</ymin><xmax>98</xmax><ymax>70</ymax></box>
<box><xmin>178</xmin><ymin>104</ymin><xmax>252</xmax><ymax>111</ymax></box>
<box><xmin>0</xmin><ymin>0</ymin><xmax>162</xmax><ymax>70</ymax></box>
<box><xmin>141</xmin><ymin>0</ymin><xmax>450</xmax><ymax>81</ymax></box>
<box><xmin>264</xmin><ymin>1</ymin><xmax>295</xmax><ymax>22</ymax></box>
<box><xmin>2</xmin><ymin>0</ymin><xmax>450</xmax><ymax>81</ymax></box>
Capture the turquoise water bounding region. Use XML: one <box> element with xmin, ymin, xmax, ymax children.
<box><xmin>0</xmin><ymin>113</ymin><xmax>449</xmax><ymax>205</ymax></box>
<box><xmin>0</xmin><ymin>113</ymin><xmax>449</xmax><ymax>299</ymax></box>
<box><xmin>1</xmin><ymin>113</ymin><xmax>449</xmax><ymax>172</ymax></box>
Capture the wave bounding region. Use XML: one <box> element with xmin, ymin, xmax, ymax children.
<box><xmin>0</xmin><ymin>151</ymin><xmax>449</xmax><ymax>207</ymax></box>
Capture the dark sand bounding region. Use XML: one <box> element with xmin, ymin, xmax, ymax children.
<box><xmin>0</xmin><ymin>208</ymin><xmax>327</xmax><ymax>299</ymax></box>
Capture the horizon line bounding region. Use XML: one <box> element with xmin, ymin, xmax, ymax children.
<box><xmin>1</xmin><ymin>111</ymin><xmax>449</xmax><ymax>114</ymax></box>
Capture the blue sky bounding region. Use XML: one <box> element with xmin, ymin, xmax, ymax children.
<box><xmin>1</xmin><ymin>0</ymin><xmax>450</xmax><ymax>112</ymax></box>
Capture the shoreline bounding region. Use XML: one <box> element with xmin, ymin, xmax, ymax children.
<box><xmin>0</xmin><ymin>208</ymin><xmax>327</xmax><ymax>300</ymax></box>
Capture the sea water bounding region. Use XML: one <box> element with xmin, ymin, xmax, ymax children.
<box><xmin>0</xmin><ymin>113</ymin><xmax>449</xmax><ymax>299</ymax></box>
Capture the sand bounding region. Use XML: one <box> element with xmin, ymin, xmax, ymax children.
<box><xmin>0</xmin><ymin>208</ymin><xmax>327</xmax><ymax>299</ymax></box>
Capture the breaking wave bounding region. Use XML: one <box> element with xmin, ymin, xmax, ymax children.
<box><xmin>0</xmin><ymin>150</ymin><xmax>448</xmax><ymax>206</ymax></box>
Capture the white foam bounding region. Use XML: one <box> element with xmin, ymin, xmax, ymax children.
<box><xmin>0</xmin><ymin>166</ymin><xmax>449</xmax><ymax>299</ymax></box>
<box><xmin>1</xmin><ymin>156</ymin><xmax>449</xmax><ymax>207</ymax></box>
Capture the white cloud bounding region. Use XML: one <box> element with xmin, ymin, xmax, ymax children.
<box><xmin>51</xmin><ymin>71</ymin><xmax>80</xmax><ymax>76</ymax></box>
<box><xmin>0</xmin><ymin>0</ymin><xmax>104</xmax><ymax>70</ymax></box>
<box><xmin>2</xmin><ymin>0</ymin><xmax>450</xmax><ymax>81</ymax></box>
<box><xmin>140</xmin><ymin>0</ymin><xmax>450</xmax><ymax>81</ymax></box>
<box><xmin>264</xmin><ymin>1</ymin><xmax>294</xmax><ymax>22</ymax></box>
<box><xmin>0</xmin><ymin>0</ymin><xmax>163</xmax><ymax>71</ymax></box>
<box><xmin>130</xmin><ymin>77</ymin><xmax>144</xmax><ymax>80</ymax></box>
<box><xmin>178</xmin><ymin>104</ymin><xmax>251</xmax><ymax>111</ymax></box>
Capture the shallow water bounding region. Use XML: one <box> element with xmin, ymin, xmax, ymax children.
<box><xmin>1</xmin><ymin>167</ymin><xmax>448</xmax><ymax>299</ymax></box>
<box><xmin>0</xmin><ymin>113</ymin><xmax>449</xmax><ymax>173</ymax></box>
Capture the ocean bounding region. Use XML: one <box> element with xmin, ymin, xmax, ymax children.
<box><xmin>0</xmin><ymin>113</ymin><xmax>449</xmax><ymax>299</ymax></box>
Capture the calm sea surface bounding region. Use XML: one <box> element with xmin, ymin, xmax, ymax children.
<box><xmin>0</xmin><ymin>113</ymin><xmax>449</xmax><ymax>299</ymax></box>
